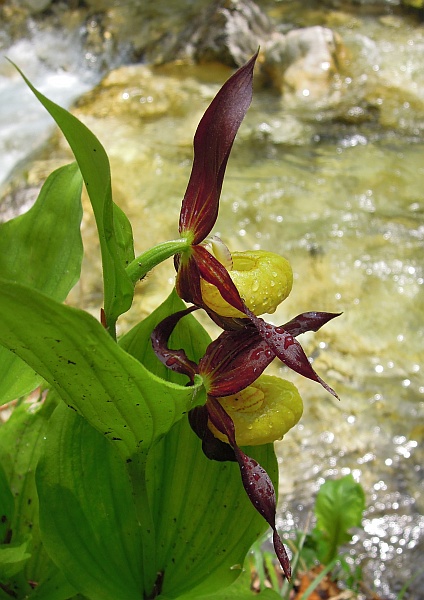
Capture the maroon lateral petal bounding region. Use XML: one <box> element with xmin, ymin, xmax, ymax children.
<box><xmin>283</xmin><ymin>311</ymin><xmax>342</xmax><ymax>337</ymax></box>
<box><xmin>151</xmin><ymin>307</ymin><xmax>199</xmax><ymax>382</ymax></box>
<box><xmin>246</xmin><ymin>310</ymin><xmax>339</xmax><ymax>399</ymax></box>
<box><xmin>179</xmin><ymin>52</ymin><xmax>258</xmax><ymax>244</ymax></box>
<box><xmin>198</xmin><ymin>328</ymin><xmax>275</xmax><ymax>397</ymax></box>
<box><xmin>194</xmin><ymin>245</ymin><xmax>246</xmax><ymax>313</ymax></box>
<box><xmin>206</xmin><ymin>397</ymin><xmax>291</xmax><ymax>580</ymax></box>
<box><xmin>234</xmin><ymin>452</ymin><xmax>291</xmax><ymax>580</ymax></box>
<box><xmin>272</xmin><ymin>530</ymin><xmax>292</xmax><ymax>581</ymax></box>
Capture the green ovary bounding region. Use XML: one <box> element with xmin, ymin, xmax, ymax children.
<box><xmin>209</xmin><ymin>375</ymin><xmax>303</xmax><ymax>446</ymax></box>
<box><xmin>201</xmin><ymin>250</ymin><xmax>293</xmax><ymax>317</ymax></box>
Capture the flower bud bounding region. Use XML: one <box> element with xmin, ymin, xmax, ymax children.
<box><xmin>209</xmin><ymin>375</ymin><xmax>303</xmax><ymax>446</ymax></box>
<box><xmin>200</xmin><ymin>250</ymin><xmax>293</xmax><ymax>317</ymax></box>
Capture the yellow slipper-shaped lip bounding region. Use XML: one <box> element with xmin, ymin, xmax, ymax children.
<box><xmin>209</xmin><ymin>375</ymin><xmax>303</xmax><ymax>446</ymax></box>
<box><xmin>201</xmin><ymin>250</ymin><xmax>293</xmax><ymax>317</ymax></box>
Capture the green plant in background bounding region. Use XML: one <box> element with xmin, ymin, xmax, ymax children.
<box><xmin>0</xmin><ymin>53</ymin><xmax>342</xmax><ymax>599</ymax></box>
<box><xmin>249</xmin><ymin>474</ymin><xmax>366</xmax><ymax>598</ymax></box>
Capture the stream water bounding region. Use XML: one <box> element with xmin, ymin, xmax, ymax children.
<box><xmin>0</xmin><ymin>2</ymin><xmax>423</xmax><ymax>598</ymax></box>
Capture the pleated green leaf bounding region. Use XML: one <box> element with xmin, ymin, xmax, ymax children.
<box><xmin>13</xmin><ymin>63</ymin><xmax>135</xmax><ymax>333</ymax></box>
<box><xmin>0</xmin><ymin>395</ymin><xmax>70</xmax><ymax>597</ymax></box>
<box><xmin>0</xmin><ymin>280</ymin><xmax>203</xmax><ymax>464</ymax></box>
<box><xmin>36</xmin><ymin>403</ymin><xmax>143</xmax><ymax>600</ymax></box>
<box><xmin>0</xmin><ymin>463</ymin><xmax>13</xmax><ymax>544</ymax></box>
<box><xmin>148</xmin><ymin>416</ymin><xmax>277</xmax><ymax>598</ymax></box>
<box><xmin>0</xmin><ymin>540</ymin><xmax>31</xmax><ymax>580</ymax></box>
<box><xmin>122</xmin><ymin>291</ymin><xmax>278</xmax><ymax>598</ymax></box>
<box><xmin>169</xmin><ymin>566</ymin><xmax>282</xmax><ymax>600</ymax></box>
<box><xmin>29</xmin><ymin>566</ymin><xmax>78</xmax><ymax>600</ymax></box>
<box><xmin>0</xmin><ymin>162</ymin><xmax>83</xmax><ymax>405</ymax></box>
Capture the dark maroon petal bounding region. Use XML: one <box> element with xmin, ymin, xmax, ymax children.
<box><xmin>199</xmin><ymin>328</ymin><xmax>274</xmax><ymax>397</ymax></box>
<box><xmin>283</xmin><ymin>311</ymin><xmax>342</xmax><ymax>337</ymax></box>
<box><xmin>188</xmin><ymin>404</ymin><xmax>209</xmax><ymax>439</ymax></box>
<box><xmin>272</xmin><ymin>530</ymin><xmax>292</xmax><ymax>581</ymax></box>
<box><xmin>179</xmin><ymin>52</ymin><xmax>258</xmax><ymax>244</ymax></box>
<box><xmin>206</xmin><ymin>397</ymin><xmax>291</xmax><ymax>580</ymax></box>
<box><xmin>151</xmin><ymin>308</ymin><xmax>199</xmax><ymax>381</ymax></box>
<box><xmin>188</xmin><ymin>405</ymin><xmax>237</xmax><ymax>462</ymax></box>
<box><xmin>194</xmin><ymin>245</ymin><xmax>246</xmax><ymax>313</ymax></box>
<box><xmin>246</xmin><ymin>310</ymin><xmax>339</xmax><ymax>399</ymax></box>
<box><xmin>235</xmin><ymin>452</ymin><xmax>291</xmax><ymax>580</ymax></box>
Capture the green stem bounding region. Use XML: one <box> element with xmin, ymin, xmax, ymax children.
<box><xmin>126</xmin><ymin>239</ymin><xmax>191</xmax><ymax>285</ymax></box>
<box><xmin>299</xmin><ymin>558</ymin><xmax>338</xmax><ymax>600</ymax></box>
<box><xmin>127</xmin><ymin>454</ymin><xmax>157</xmax><ymax>597</ymax></box>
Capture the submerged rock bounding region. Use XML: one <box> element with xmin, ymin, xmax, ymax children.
<box><xmin>261</xmin><ymin>26</ymin><xmax>348</xmax><ymax>109</ymax></box>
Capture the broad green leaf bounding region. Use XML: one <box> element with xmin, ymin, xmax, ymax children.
<box><xmin>122</xmin><ymin>291</ymin><xmax>279</xmax><ymax>598</ymax></box>
<box><xmin>29</xmin><ymin>566</ymin><xmax>78</xmax><ymax>600</ymax></box>
<box><xmin>0</xmin><ymin>463</ymin><xmax>13</xmax><ymax>544</ymax></box>
<box><xmin>119</xmin><ymin>289</ymin><xmax>211</xmax><ymax>382</ymax></box>
<box><xmin>0</xmin><ymin>395</ymin><xmax>62</xmax><ymax>595</ymax></box>
<box><xmin>0</xmin><ymin>540</ymin><xmax>31</xmax><ymax>579</ymax></box>
<box><xmin>169</xmin><ymin>564</ymin><xmax>281</xmax><ymax>599</ymax></box>
<box><xmin>0</xmin><ymin>162</ymin><xmax>83</xmax><ymax>404</ymax></box>
<box><xmin>148</xmin><ymin>415</ymin><xmax>277</xmax><ymax>598</ymax></box>
<box><xmin>0</xmin><ymin>352</ymin><xmax>40</xmax><ymax>408</ymax></box>
<box><xmin>36</xmin><ymin>404</ymin><xmax>143</xmax><ymax>600</ymax></box>
<box><xmin>313</xmin><ymin>474</ymin><xmax>366</xmax><ymax>564</ymax></box>
<box><xmin>0</xmin><ymin>279</ymin><xmax>203</xmax><ymax>463</ymax></box>
<box><xmin>13</xmin><ymin>63</ymin><xmax>135</xmax><ymax>332</ymax></box>
<box><xmin>0</xmin><ymin>163</ymin><xmax>83</xmax><ymax>297</ymax></box>
<box><xmin>113</xmin><ymin>203</ymin><xmax>135</xmax><ymax>269</ymax></box>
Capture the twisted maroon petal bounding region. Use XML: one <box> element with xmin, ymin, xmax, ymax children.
<box><xmin>151</xmin><ymin>307</ymin><xmax>199</xmax><ymax>382</ymax></box>
<box><xmin>245</xmin><ymin>310</ymin><xmax>339</xmax><ymax>399</ymax></box>
<box><xmin>194</xmin><ymin>245</ymin><xmax>246</xmax><ymax>312</ymax></box>
<box><xmin>179</xmin><ymin>52</ymin><xmax>258</xmax><ymax>244</ymax></box>
<box><xmin>206</xmin><ymin>396</ymin><xmax>291</xmax><ymax>580</ymax></box>
<box><xmin>283</xmin><ymin>311</ymin><xmax>341</xmax><ymax>337</ymax></box>
<box><xmin>198</xmin><ymin>328</ymin><xmax>274</xmax><ymax>397</ymax></box>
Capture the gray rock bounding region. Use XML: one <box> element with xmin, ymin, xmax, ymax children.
<box><xmin>22</xmin><ymin>0</ymin><xmax>52</xmax><ymax>12</ymax></box>
<box><xmin>157</xmin><ymin>0</ymin><xmax>275</xmax><ymax>67</ymax></box>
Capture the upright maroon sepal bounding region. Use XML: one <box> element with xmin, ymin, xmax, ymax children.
<box><xmin>179</xmin><ymin>52</ymin><xmax>258</xmax><ymax>243</ymax></box>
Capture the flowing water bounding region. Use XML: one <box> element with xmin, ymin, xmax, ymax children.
<box><xmin>0</xmin><ymin>2</ymin><xmax>423</xmax><ymax>598</ymax></box>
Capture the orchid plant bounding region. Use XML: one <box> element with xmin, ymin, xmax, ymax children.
<box><xmin>0</xmin><ymin>53</ymin><xmax>340</xmax><ymax>600</ymax></box>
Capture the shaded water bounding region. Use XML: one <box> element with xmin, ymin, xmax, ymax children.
<box><xmin>0</xmin><ymin>2</ymin><xmax>423</xmax><ymax>598</ymax></box>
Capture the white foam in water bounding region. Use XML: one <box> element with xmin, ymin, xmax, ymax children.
<box><xmin>0</xmin><ymin>37</ymin><xmax>95</xmax><ymax>187</ymax></box>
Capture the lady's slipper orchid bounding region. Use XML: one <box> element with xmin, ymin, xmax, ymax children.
<box><xmin>152</xmin><ymin>51</ymin><xmax>342</xmax><ymax>581</ymax></box>
<box><xmin>151</xmin><ymin>307</ymin><xmax>295</xmax><ymax>579</ymax></box>
<box><xmin>151</xmin><ymin>307</ymin><xmax>340</xmax><ymax>579</ymax></box>
<box><xmin>173</xmin><ymin>53</ymin><xmax>340</xmax><ymax>398</ymax></box>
